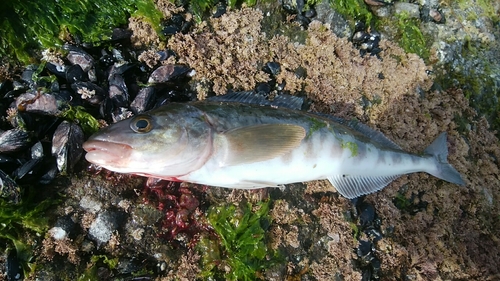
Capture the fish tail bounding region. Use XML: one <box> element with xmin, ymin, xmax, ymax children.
<box><xmin>424</xmin><ymin>132</ymin><xmax>465</xmax><ymax>186</ymax></box>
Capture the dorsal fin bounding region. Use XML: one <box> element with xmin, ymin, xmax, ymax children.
<box><xmin>208</xmin><ymin>92</ymin><xmax>399</xmax><ymax>150</ymax></box>
<box><xmin>207</xmin><ymin>91</ymin><xmax>304</xmax><ymax>110</ymax></box>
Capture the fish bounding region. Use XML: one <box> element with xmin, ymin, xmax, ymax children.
<box><xmin>82</xmin><ymin>92</ymin><xmax>465</xmax><ymax>199</ymax></box>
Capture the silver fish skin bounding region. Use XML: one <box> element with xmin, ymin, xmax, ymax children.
<box><xmin>83</xmin><ymin>98</ymin><xmax>465</xmax><ymax>199</ymax></box>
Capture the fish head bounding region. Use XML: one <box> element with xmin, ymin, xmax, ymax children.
<box><xmin>83</xmin><ymin>103</ymin><xmax>212</xmax><ymax>178</ymax></box>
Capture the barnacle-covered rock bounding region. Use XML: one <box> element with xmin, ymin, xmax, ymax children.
<box><xmin>51</xmin><ymin>121</ymin><xmax>84</xmax><ymax>174</ymax></box>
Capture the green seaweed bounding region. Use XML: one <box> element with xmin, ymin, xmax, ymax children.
<box><xmin>90</xmin><ymin>255</ymin><xmax>119</xmax><ymax>269</ymax></box>
<box><xmin>0</xmin><ymin>188</ymin><xmax>58</xmax><ymax>276</ymax></box>
<box><xmin>0</xmin><ymin>0</ymin><xmax>163</xmax><ymax>64</ymax></box>
<box><xmin>329</xmin><ymin>0</ymin><xmax>374</xmax><ymax>26</ymax></box>
<box><xmin>61</xmin><ymin>106</ymin><xmax>100</xmax><ymax>135</ymax></box>
<box><xmin>76</xmin><ymin>255</ymin><xmax>121</xmax><ymax>281</ymax></box>
<box><xmin>392</xmin><ymin>189</ymin><xmax>428</xmax><ymax>215</ymax></box>
<box><xmin>387</xmin><ymin>12</ymin><xmax>429</xmax><ymax>60</ymax></box>
<box><xmin>187</xmin><ymin>0</ymin><xmax>260</xmax><ymax>23</ymax></box>
<box><xmin>200</xmin><ymin>200</ymin><xmax>280</xmax><ymax>280</ymax></box>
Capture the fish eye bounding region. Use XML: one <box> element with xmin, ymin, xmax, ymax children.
<box><xmin>130</xmin><ymin>115</ymin><xmax>153</xmax><ymax>133</ymax></box>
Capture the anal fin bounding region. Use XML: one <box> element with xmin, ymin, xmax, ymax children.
<box><xmin>328</xmin><ymin>174</ymin><xmax>400</xmax><ymax>199</ymax></box>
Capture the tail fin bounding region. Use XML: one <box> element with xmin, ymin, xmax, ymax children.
<box><xmin>424</xmin><ymin>132</ymin><xmax>465</xmax><ymax>186</ymax></box>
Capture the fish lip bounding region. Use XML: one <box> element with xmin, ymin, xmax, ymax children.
<box><xmin>83</xmin><ymin>139</ymin><xmax>133</xmax><ymax>152</ymax></box>
<box><xmin>83</xmin><ymin>140</ymin><xmax>133</xmax><ymax>168</ymax></box>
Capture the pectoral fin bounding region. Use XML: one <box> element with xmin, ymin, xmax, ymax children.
<box><xmin>215</xmin><ymin>124</ymin><xmax>306</xmax><ymax>167</ymax></box>
<box><xmin>328</xmin><ymin>174</ymin><xmax>400</xmax><ymax>199</ymax></box>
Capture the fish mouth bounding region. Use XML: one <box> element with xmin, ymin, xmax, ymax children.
<box><xmin>83</xmin><ymin>140</ymin><xmax>133</xmax><ymax>168</ymax></box>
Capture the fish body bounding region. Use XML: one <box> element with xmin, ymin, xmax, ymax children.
<box><xmin>83</xmin><ymin>93</ymin><xmax>465</xmax><ymax>199</ymax></box>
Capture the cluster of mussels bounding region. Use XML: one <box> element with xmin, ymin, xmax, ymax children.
<box><xmin>0</xmin><ymin>35</ymin><xmax>195</xmax><ymax>204</ymax></box>
<box><xmin>352</xmin><ymin>22</ymin><xmax>382</xmax><ymax>57</ymax></box>
<box><xmin>351</xmin><ymin>198</ymin><xmax>384</xmax><ymax>281</ymax></box>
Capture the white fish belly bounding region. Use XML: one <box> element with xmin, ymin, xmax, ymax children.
<box><xmin>179</xmin><ymin>131</ymin><xmax>436</xmax><ymax>188</ymax></box>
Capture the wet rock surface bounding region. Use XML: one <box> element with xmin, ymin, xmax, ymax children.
<box><xmin>0</xmin><ymin>0</ymin><xmax>499</xmax><ymax>280</ymax></box>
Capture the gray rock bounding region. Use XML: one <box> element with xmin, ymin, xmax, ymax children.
<box><xmin>88</xmin><ymin>210</ymin><xmax>126</xmax><ymax>245</ymax></box>
<box><xmin>394</xmin><ymin>2</ymin><xmax>420</xmax><ymax>18</ymax></box>
<box><xmin>315</xmin><ymin>0</ymin><xmax>351</xmax><ymax>38</ymax></box>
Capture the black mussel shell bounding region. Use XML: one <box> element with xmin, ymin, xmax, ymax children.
<box><xmin>0</xmin><ymin>154</ymin><xmax>15</xmax><ymax>164</ymax></box>
<box><xmin>0</xmin><ymin>169</ymin><xmax>21</xmax><ymax>203</ymax></box>
<box><xmin>65</xmin><ymin>45</ymin><xmax>95</xmax><ymax>72</ymax></box>
<box><xmin>66</xmin><ymin>64</ymin><xmax>88</xmax><ymax>84</ymax></box>
<box><xmin>111</xmin><ymin>28</ymin><xmax>133</xmax><ymax>41</ymax></box>
<box><xmin>13</xmin><ymin>158</ymin><xmax>42</xmax><ymax>180</ymax></box>
<box><xmin>294</xmin><ymin>66</ymin><xmax>307</xmax><ymax>79</ymax></box>
<box><xmin>109</xmin><ymin>74</ymin><xmax>129</xmax><ymax>108</ymax></box>
<box><xmin>304</xmin><ymin>8</ymin><xmax>316</xmax><ymax>19</ymax></box>
<box><xmin>108</xmin><ymin>63</ymin><xmax>134</xmax><ymax>79</ymax></box>
<box><xmin>255</xmin><ymin>82</ymin><xmax>272</xmax><ymax>97</ymax></box>
<box><xmin>130</xmin><ymin>87</ymin><xmax>156</xmax><ymax>114</ymax></box>
<box><xmin>99</xmin><ymin>49</ymin><xmax>116</xmax><ymax>67</ymax></box>
<box><xmin>357</xmin><ymin>240</ymin><xmax>373</xmax><ymax>258</ymax></box>
<box><xmin>213</xmin><ymin>2</ymin><xmax>227</xmax><ymax>18</ymax></box>
<box><xmin>263</xmin><ymin>62</ymin><xmax>281</xmax><ymax>77</ymax></box>
<box><xmin>353</xmin><ymin>31</ymin><xmax>370</xmax><ymax>44</ymax></box>
<box><xmin>20</xmin><ymin>65</ymin><xmax>38</xmax><ymax>89</ymax></box>
<box><xmin>39</xmin><ymin>160</ymin><xmax>59</xmax><ymax>185</ymax></box>
<box><xmin>6</xmin><ymin>249</ymin><xmax>24</xmax><ymax>281</ymax></box>
<box><xmin>16</xmin><ymin>92</ymin><xmax>66</xmax><ymax>116</ymax></box>
<box><xmin>31</xmin><ymin>141</ymin><xmax>44</xmax><ymax>160</ymax></box>
<box><xmin>0</xmin><ymin>80</ymin><xmax>13</xmax><ymax>97</ymax></box>
<box><xmin>45</xmin><ymin>61</ymin><xmax>67</xmax><ymax>79</ymax></box>
<box><xmin>0</xmin><ymin>128</ymin><xmax>30</xmax><ymax>153</ymax></box>
<box><xmin>162</xmin><ymin>14</ymin><xmax>191</xmax><ymax>36</ymax></box>
<box><xmin>15</xmin><ymin>113</ymin><xmax>60</xmax><ymax>140</ymax></box>
<box><xmin>51</xmin><ymin>121</ymin><xmax>84</xmax><ymax>174</ymax></box>
<box><xmin>358</xmin><ymin>202</ymin><xmax>376</xmax><ymax>227</ymax></box>
<box><xmin>148</xmin><ymin>64</ymin><xmax>191</xmax><ymax>84</ymax></box>
<box><xmin>99</xmin><ymin>97</ymin><xmax>114</xmax><ymax>123</ymax></box>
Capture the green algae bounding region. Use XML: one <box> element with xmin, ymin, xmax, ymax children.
<box><xmin>375</xmin><ymin>12</ymin><xmax>430</xmax><ymax>60</ymax></box>
<box><xmin>185</xmin><ymin>0</ymin><xmax>258</xmax><ymax>23</ymax></box>
<box><xmin>341</xmin><ymin>141</ymin><xmax>359</xmax><ymax>157</ymax></box>
<box><xmin>329</xmin><ymin>0</ymin><xmax>374</xmax><ymax>26</ymax></box>
<box><xmin>434</xmin><ymin>42</ymin><xmax>500</xmax><ymax>137</ymax></box>
<box><xmin>0</xmin><ymin>0</ymin><xmax>163</xmax><ymax>64</ymax></box>
<box><xmin>0</xmin><ymin>189</ymin><xmax>59</xmax><ymax>276</ymax></box>
<box><xmin>61</xmin><ymin>106</ymin><xmax>100</xmax><ymax>136</ymax></box>
<box><xmin>394</xmin><ymin>12</ymin><xmax>429</xmax><ymax>60</ymax></box>
<box><xmin>457</xmin><ymin>0</ymin><xmax>499</xmax><ymax>23</ymax></box>
<box><xmin>200</xmin><ymin>200</ymin><xmax>280</xmax><ymax>280</ymax></box>
<box><xmin>307</xmin><ymin>117</ymin><xmax>328</xmax><ymax>137</ymax></box>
